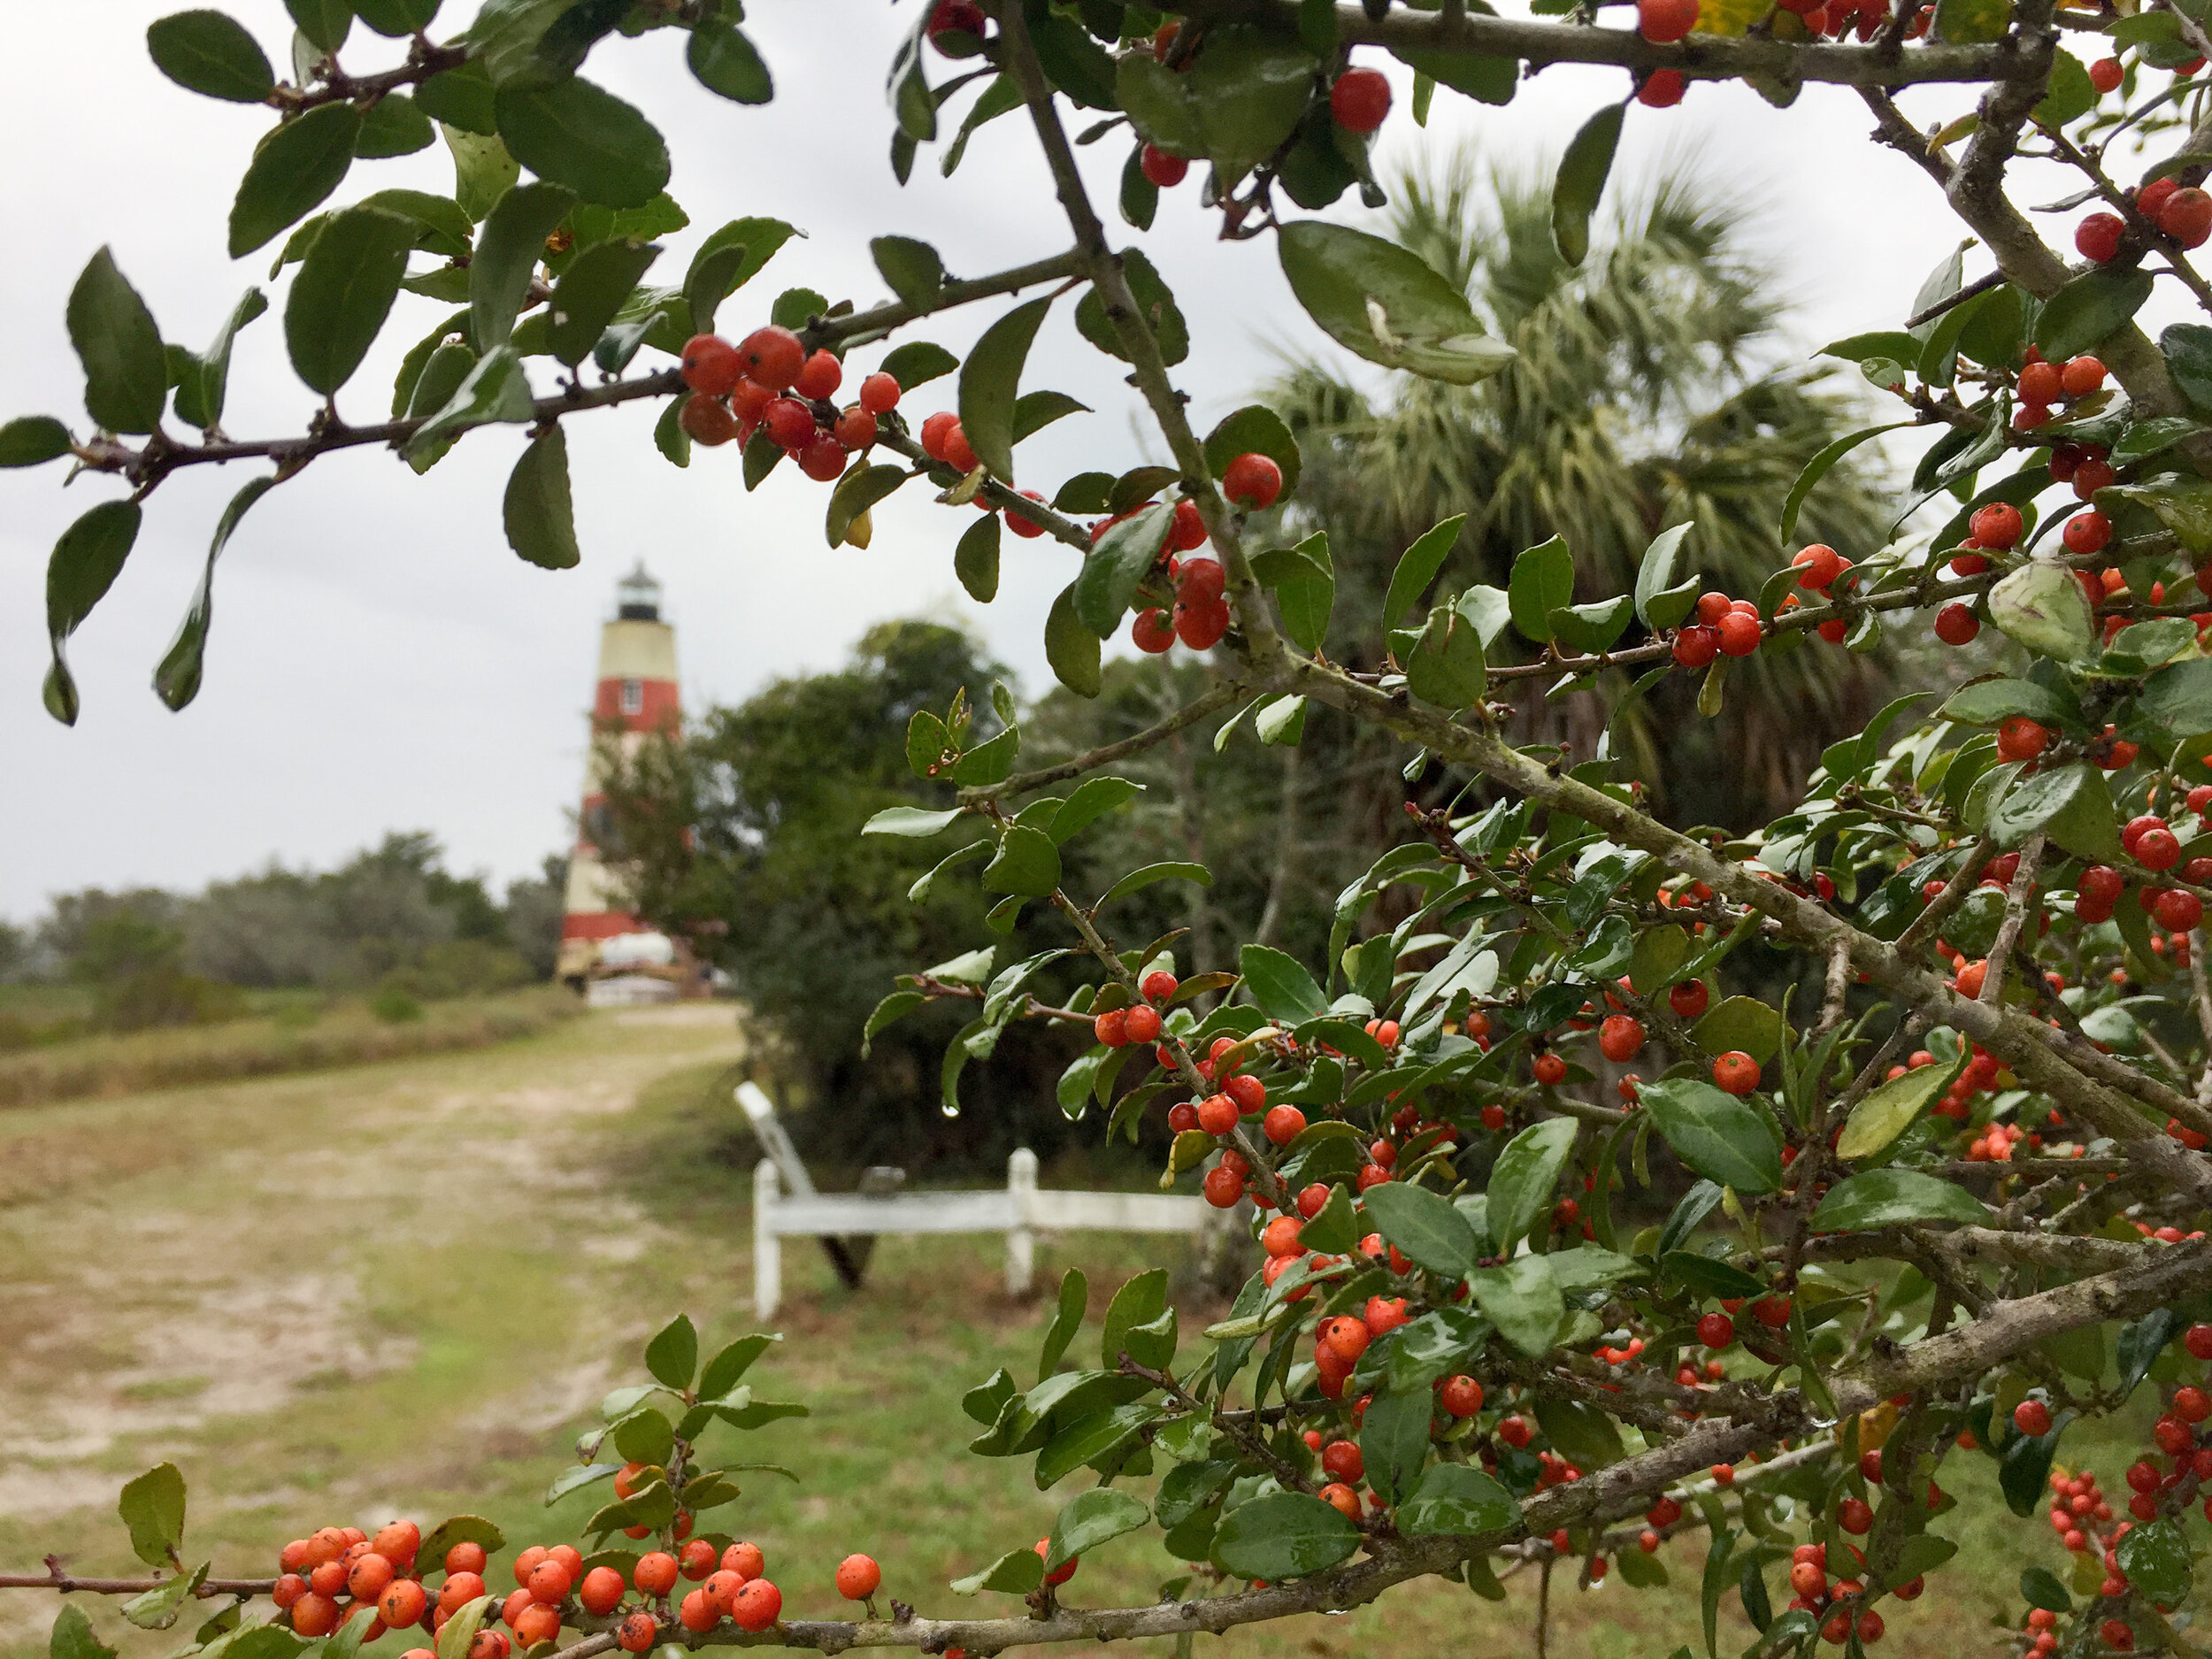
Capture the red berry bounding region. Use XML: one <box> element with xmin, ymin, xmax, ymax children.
<box><xmin>1440</xmin><ymin>1375</ymin><xmax>1485</xmax><ymax>1417</ymax></box>
<box><xmin>634</xmin><ymin>1554</ymin><xmax>678</xmax><ymax>1596</ymax></box>
<box><xmin>2164</xmin><ymin>186</ymin><xmax>2212</xmax><ymax>249</ymax></box>
<box><xmin>833</xmin><ymin>405</ymin><xmax>878</xmax><ymax>451</ymax></box>
<box><xmin>2018</xmin><ymin>360</ymin><xmax>2064</xmax><ymax>406</ymax></box>
<box><xmin>617</xmin><ymin>1614</ymin><xmax>657</xmax><ymax>1654</ymax></box>
<box><xmin>1970</xmin><ymin>502</ymin><xmax>2023</xmax><ymax>549</ymax></box>
<box><xmin>1262</xmin><ymin>1104</ymin><xmax>1306</xmax><ymax>1145</ymax></box>
<box><xmin>1996</xmin><ymin>717</ymin><xmax>2048</xmax><ymax>762</ymax></box>
<box><xmin>794</xmin><ymin>349</ymin><xmax>842</xmax><ymax>401</ymax></box>
<box><xmin>1094</xmin><ymin>1009</ymin><xmax>1130</xmax><ymax>1047</ymax></box>
<box><xmin>2090</xmin><ymin>56</ymin><xmax>2123</xmax><ymax>91</ymax></box>
<box><xmin>732</xmin><ymin>1579</ymin><xmax>781</xmax><ymax>1632</ymax></box>
<box><xmin>579</xmin><ymin>1568</ymin><xmax>625</xmax><ymax>1618</ymax></box>
<box><xmin>680</xmin><ymin>334</ymin><xmax>741</xmax><ymax>396</ymax></box>
<box><xmin>738</xmin><ymin>326</ymin><xmax>805</xmax><ymax>390</ymax></box>
<box><xmin>1141</xmin><ymin>970</ymin><xmax>1179</xmax><ymax>1002</ymax></box>
<box><xmin>2063</xmin><ymin>510</ymin><xmax>2111</xmax><ymax>555</ymax></box>
<box><xmin>1222</xmin><ymin>452</ymin><xmax>1283</xmax><ymax>510</ymax></box>
<box><xmin>2077</xmin><ymin>211</ymin><xmax>2126</xmax><ymax>263</ymax></box>
<box><xmin>1169</xmin><ymin>498</ymin><xmax>1208</xmax><ymax>552</ymax></box>
<box><xmin>1329</xmin><ymin>65</ymin><xmax>1392</xmax><ymax>133</ymax></box>
<box><xmin>1006</xmin><ymin>489</ymin><xmax>1048</xmax><ymax>539</ymax></box>
<box><xmin>858</xmin><ymin>372</ymin><xmax>901</xmax><ymax>414</ymax></box>
<box><xmin>2062</xmin><ymin>355</ymin><xmax>2107</xmax><ymax>397</ymax></box>
<box><xmin>1533</xmin><ymin>1052</ymin><xmax>1568</xmax><ymax>1086</ymax></box>
<box><xmin>764</xmin><ymin>396</ymin><xmax>816</xmax><ymax>449</ymax></box>
<box><xmin>799</xmin><ymin>433</ymin><xmax>849</xmax><ymax>481</ymax></box>
<box><xmin>1638</xmin><ymin>0</ymin><xmax>1700</xmax><ymax>40</ymax></box>
<box><xmin>1140</xmin><ymin>144</ymin><xmax>1189</xmax><ymax>188</ymax></box>
<box><xmin>1174</xmin><ymin>596</ymin><xmax>1230</xmax><ymax>650</ymax></box>
<box><xmin>680</xmin><ymin>393</ymin><xmax>736</xmax><ymax>447</ymax></box>
<box><xmin>1202</xmin><ymin>1165</ymin><xmax>1243</xmax><ymax>1207</ymax></box>
<box><xmin>1934</xmin><ymin>602</ymin><xmax>1980</xmax><ymax>645</ymax></box>
<box><xmin>1838</xmin><ymin>1497</ymin><xmax>1874</xmax><ymax>1534</ymax></box>
<box><xmin>2014</xmin><ymin>1399</ymin><xmax>2052</xmax><ymax>1436</ymax></box>
<box><xmin>835</xmin><ymin>1555</ymin><xmax>880</xmax><ymax>1601</ymax></box>
<box><xmin>1697</xmin><ymin>1311</ymin><xmax>1736</xmax><ymax>1348</ymax></box>
<box><xmin>1672</xmin><ymin>624</ymin><xmax>1720</xmax><ymax>667</ymax></box>
<box><xmin>1131</xmin><ymin>607</ymin><xmax>1176</xmax><ymax>654</ymax></box>
<box><xmin>1638</xmin><ymin>68</ymin><xmax>1686</xmax><ymax>106</ymax></box>
<box><xmin>1033</xmin><ymin>1540</ymin><xmax>1077</xmax><ymax>1589</ymax></box>
<box><xmin>1713</xmin><ymin>1051</ymin><xmax>1760</xmax><ymax>1094</ymax></box>
<box><xmin>1669</xmin><ymin>979</ymin><xmax>1709</xmax><ymax>1018</ymax></box>
<box><xmin>1599</xmin><ymin>1015</ymin><xmax>1645</xmax><ymax>1061</ymax></box>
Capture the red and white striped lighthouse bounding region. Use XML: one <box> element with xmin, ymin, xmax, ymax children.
<box><xmin>557</xmin><ymin>562</ymin><xmax>681</xmax><ymax>988</ymax></box>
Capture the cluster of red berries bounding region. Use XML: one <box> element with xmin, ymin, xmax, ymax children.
<box><xmin>2016</xmin><ymin>349</ymin><xmax>2110</xmax><ymax>438</ymax></box>
<box><xmin>2079</xmin><ymin>175</ymin><xmax>2212</xmax><ymax>265</ymax></box>
<box><xmin>678</xmin><ymin>326</ymin><xmax>898</xmax><ymax>482</ymax></box>
<box><xmin>1133</xmin><ymin>545</ymin><xmax>1228</xmax><ymax>654</ymax></box>
<box><xmin>1785</xmin><ymin>1537</ymin><xmax>1909</xmax><ymax>1647</ymax></box>
<box><xmin>1671</xmin><ymin>591</ymin><xmax>1763</xmax><ymax>667</ymax></box>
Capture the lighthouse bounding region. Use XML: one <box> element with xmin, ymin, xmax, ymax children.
<box><xmin>557</xmin><ymin>562</ymin><xmax>687</xmax><ymax>999</ymax></box>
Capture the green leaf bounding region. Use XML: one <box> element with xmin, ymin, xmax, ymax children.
<box><xmin>2117</xmin><ymin>1519</ymin><xmax>2193</xmax><ymax>1602</ymax></box>
<box><xmin>545</xmin><ymin>239</ymin><xmax>659</xmax><ymax>367</ymax></box>
<box><xmin>284</xmin><ymin>204</ymin><xmax>412</xmax><ymax>396</ymax></box>
<box><xmin>1485</xmin><ymin>1118</ymin><xmax>1578</xmax><ymax>1256</ymax></box>
<box><xmin>1782</xmin><ymin>425</ymin><xmax>1911</xmax><ymax>541</ymax></box>
<box><xmin>643</xmin><ymin>1314</ymin><xmax>697</xmax><ymax>1389</ymax></box>
<box><xmin>1362</xmin><ymin>1181</ymin><xmax>1477</xmax><ymax>1277</ymax></box>
<box><xmin>119</xmin><ymin>1463</ymin><xmax>188</xmax><ymax>1568</ymax></box>
<box><xmin>1279</xmin><ymin>221</ymin><xmax>1515</xmax><ymax>385</ymax></box>
<box><xmin>471</xmin><ymin>180</ymin><xmax>576</xmax><ymax>352</ymax></box>
<box><xmin>1936</xmin><ymin>677</ymin><xmax>2069</xmax><ymax>726</ymax></box>
<box><xmin>418</xmin><ymin>1516</ymin><xmax>503</xmax><ymax>1571</ymax></box>
<box><xmin>1987</xmin><ymin>557</ymin><xmax>2095</xmax><ymax>662</ymax></box>
<box><xmin>1636</xmin><ymin>1078</ymin><xmax>1781</xmax><ymax>1194</ymax></box>
<box><xmin>2034</xmin><ymin>267</ymin><xmax>2154</xmax><ymax>361</ymax></box>
<box><xmin>872</xmin><ymin>235</ymin><xmax>945</xmax><ymax>311</ymax></box>
<box><xmin>1073</xmin><ymin>502</ymin><xmax>1174</xmax><ymax>638</ymax></box>
<box><xmin>403</xmin><ymin>344</ymin><xmax>534</xmax><ymax>458</ymax></box>
<box><xmin>698</xmin><ymin>1334</ymin><xmax>779</xmax><ymax>1402</ymax></box>
<box><xmin>42</xmin><ymin>500</ymin><xmax>142</xmax><ymax>726</ymax></box>
<box><xmin>285</xmin><ymin>0</ymin><xmax>349</xmax><ymax>51</ymax></box>
<box><xmin>826</xmin><ymin>464</ymin><xmax>907</xmax><ymax>551</ymax></box>
<box><xmin>1097</xmin><ymin>863</ymin><xmax>1211</xmax><ymax>907</ymax></box>
<box><xmin>1239</xmin><ymin>944</ymin><xmax>1326</xmax><ymax>1023</ymax></box>
<box><xmin>68</xmin><ymin>249</ymin><xmax>166</xmax><ymax>436</ymax></box>
<box><xmin>1101</xmin><ymin>1266</ymin><xmax>1170</xmax><ymax>1373</ymax></box>
<box><xmin>1046</xmin><ymin>584</ymin><xmax>1102</xmax><ymax>698</ymax></box>
<box><xmin>2142</xmin><ymin>657</ymin><xmax>2212</xmax><ymax>742</ymax></box>
<box><xmin>863</xmin><ymin>806</ymin><xmax>963</xmax><ymax>838</ymax></box>
<box><xmin>1382</xmin><ymin>514</ymin><xmax>1467</xmax><ymax>624</ymax></box>
<box><xmin>1548</xmin><ymin>594</ymin><xmax>1634</xmax><ymax>655</ymax></box>
<box><xmin>173</xmin><ymin>286</ymin><xmax>268</xmax><ymax>431</ymax></box>
<box><xmin>50</xmin><ymin>1607</ymin><xmax>116</xmax><ymax>1659</ymax></box>
<box><xmin>1036</xmin><ymin>1269</ymin><xmax>1087</xmax><ymax>1379</ymax></box>
<box><xmin>1204</xmin><ymin>405</ymin><xmax>1302</xmax><ymax>499</ymax></box>
<box><xmin>1406</xmin><ymin>601</ymin><xmax>1487</xmax><ymax>707</ymax></box>
<box><xmin>687</xmin><ymin>20</ymin><xmax>772</xmax><ymax>103</ymax></box>
<box><xmin>155</xmin><ymin>474</ymin><xmax>274</xmax><ymax>711</ymax></box>
<box><xmin>353</xmin><ymin>0</ymin><xmax>439</xmax><ymax>34</ymax></box>
<box><xmin>1936</xmin><ymin>0</ymin><xmax>2008</xmax><ymax>42</ymax></box>
<box><xmin>229</xmin><ymin>103</ymin><xmax>360</xmax><ymax>257</ymax></box>
<box><xmin>1694</xmin><ymin>995</ymin><xmax>1782</xmax><ymax>1064</ymax></box>
<box><xmin>1814</xmin><ymin>1168</ymin><xmax>1991</xmax><ymax>1239</ymax></box>
<box><xmin>1253</xmin><ymin>534</ymin><xmax>1333</xmax><ymax>653</ymax></box>
<box><xmin>122</xmin><ymin>1563</ymin><xmax>207</xmax><ymax>1631</ymax></box>
<box><xmin>983</xmin><ymin>825</ymin><xmax>1062</xmax><ymax>898</ymax></box>
<box><xmin>1043</xmin><ymin>1486</ymin><xmax>1148</xmax><ymax>1571</ymax></box>
<box><xmin>881</xmin><ymin>340</ymin><xmax>958</xmax><ymax>391</ymax></box>
<box><xmin>950</xmin><ymin>1546</ymin><xmax>1045</xmax><ymax>1596</ymax></box>
<box><xmin>357</xmin><ymin>93</ymin><xmax>434</xmax><ymax>157</ymax></box>
<box><xmin>955</xmin><ymin>513</ymin><xmax>1001</xmax><ymax>603</ymax></box>
<box><xmin>1464</xmin><ymin>1256</ymin><xmax>1563</xmax><ymax>1355</ymax></box>
<box><xmin>2020</xmin><ymin>1566</ymin><xmax>2070</xmax><ymax>1613</ymax></box>
<box><xmin>1628</xmin><ymin>925</ymin><xmax>1689</xmax><ymax>995</ymax></box>
<box><xmin>1835</xmin><ymin>1052</ymin><xmax>1962</xmax><ymax>1161</ymax></box>
<box><xmin>416</xmin><ymin>58</ymin><xmax>496</xmax><ymax>134</ymax></box>
<box><xmin>1397</xmin><ymin>1464</ymin><xmax>1517</xmax><ymax>1536</ymax></box>
<box><xmin>148</xmin><ymin>11</ymin><xmax>274</xmax><ymax>102</ymax></box>
<box><xmin>2032</xmin><ymin>49</ymin><xmax>2097</xmax><ymax>126</ymax></box>
<box><xmin>1631</xmin><ymin>521</ymin><xmax>1694</xmax><ymax>626</ymax></box>
<box><xmin>504</xmin><ymin>425</ymin><xmax>580</xmax><ymax>570</ymax></box>
<box><xmin>1812</xmin><ymin>1169</ymin><xmax>1988</xmax><ymax>1231</ymax></box>
<box><xmin>1213</xmin><ymin>1491</ymin><xmax>1361</xmax><ymax>1581</ymax></box>
<box><xmin>1533</xmin><ymin>1395</ymin><xmax>1625</xmax><ymax>1469</ymax></box>
<box><xmin>1551</xmin><ymin>102</ymin><xmax>1623</xmax><ymax>266</ymax></box>
<box><xmin>1177</xmin><ymin>27</ymin><xmax>1315</xmax><ymax>183</ymax></box>
<box><xmin>1987</xmin><ymin>761</ymin><xmax>2120</xmax><ymax>862</ymax></box>
<box><xmin>443</xmin><ymin>126</ymin><xmax>519</xmax><ymax>223</ymax></box>
<box><xmin>958</xmin><ymin>296</ymin><xmax>1052</xmax><ymax>482</ymax></box>
<box><xmin>1508</xmin><ymin>534</ymin><xmax>1573</xmax><ymax>643</ymax></box>
<box><xmin>433</xmin><ymin>1595</ymin><xmax>493</xmax><ymax>1659</ymax></box>
<box><xmin>0</xmin><ymin>417</ymin><xmax>74</xmax><ymax>468</ymax></box>
<box><xmin>495</xmin><ymin>78</ymin><xmax>670</xmax><ymax>207</ymax></box>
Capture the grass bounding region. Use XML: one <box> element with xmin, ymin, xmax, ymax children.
<box><xmin>0</xmin><ymin>1010</ymin><xmax>2178</xmax><ymax>1659</ymax></box>
<box><xmin>0</xmin><ymin>987</ymin><xmax>581</xmax><ymax>1109</ymax></box>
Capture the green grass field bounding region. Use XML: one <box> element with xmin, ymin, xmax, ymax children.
<box><xmin>0</xmin><ymin>1007</ymin><xmax>2171</xmax><ymax>1659</ymax></box>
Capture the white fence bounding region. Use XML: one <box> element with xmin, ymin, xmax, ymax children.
<box><xmin>751</xmin><ymin>1148</ymin><xmax>1209</xmax><ymax>1317</ymax></box>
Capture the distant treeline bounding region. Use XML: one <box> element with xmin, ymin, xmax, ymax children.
<box><xmin>0</xmin><ymin>833</ymin><xmax>565</xmax><ymax>1035</ymax></box>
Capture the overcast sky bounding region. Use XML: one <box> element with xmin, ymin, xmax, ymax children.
<box><xmin>0</xmin><ymin>4</ymin><xmax>2088</xmax><ymax>920</ymax></box>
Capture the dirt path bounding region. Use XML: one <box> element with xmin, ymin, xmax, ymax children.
<box><xmin>0</xmin><ymin>1007</ymin><xmax>744</xmax><ymax>1650</ymax></box>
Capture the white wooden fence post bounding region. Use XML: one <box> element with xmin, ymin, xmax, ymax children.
<box><xmin>1005</xmin><ymin>1148</ymin><xmax>1037</xmax><ymax>1298</ymax></box>
<box><xmin>754</xmin><ymin>1158</ymin><xmax>782</xmax><ymax>1320</ymax></box>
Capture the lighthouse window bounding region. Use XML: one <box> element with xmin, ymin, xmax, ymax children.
<box><xmin>620</xmin><ymin>679</ymin><xmax>644</xmax><ymax>715</ymax></box>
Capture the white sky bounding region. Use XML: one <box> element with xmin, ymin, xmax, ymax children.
<box><xmin>0</xmin><ymin>4</ymin><xmax>2105</xmax><ymax>919</ymax></box>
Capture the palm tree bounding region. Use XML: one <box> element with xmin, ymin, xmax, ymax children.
<box><xmin>1271</xmin><ymin>152</ymin><xmax>1901</xmax><ymax>827</ymax></box>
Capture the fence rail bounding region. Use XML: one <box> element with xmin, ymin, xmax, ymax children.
<box><xmin>751</xmin><ymin>1149</ymin><xmax>1208</xmax><ymax>1317</ymax></box>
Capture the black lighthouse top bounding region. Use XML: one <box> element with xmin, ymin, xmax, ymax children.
<box><xmin>616</xmin><ymin>561</ymin><xmax>662</xmax><ymax>622</ymax></box>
